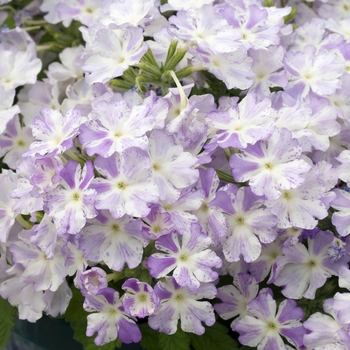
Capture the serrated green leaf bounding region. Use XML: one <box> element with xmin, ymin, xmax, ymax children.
<box><xmin>190</xmin><ymin>323</ymin><xmax>240</xmax><ymax>350</ymax></box>
<box><xmin>159</xmin><ymin>328</ymin><xmax>191</xmax><ymax>350</ymax></box>
<box><xmin>139</xmin><ymin>323</ymin><xmax>160</xmax><ymax>350</ymax></box>
<box><xmin>0</xmin><ymin>297</ymin><xmax>17</xmax><ymax>349</ymax></box>
<box><xmin>64</xmin><ymin>287</ymin><xmax>88</xmax><ymax>323</ymax></box>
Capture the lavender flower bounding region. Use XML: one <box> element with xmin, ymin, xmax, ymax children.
<box><xmin>147</xmin><ymin>223</ymin><xmax>222</xmax><ymax>290</ymax></box>
<box><xmin>235</xmin><ymin>291</ymin><xmax>305</xmax><ymax>350</ymax></box>
<box><xmin>148</xmin><ymin>277</ymin><xmax>216</xmax><ymax>335</ymax></box>
<box><xmin>84</xmin><ymin>287</ymin><xmax>141</xmax><ymax>345</ymax></box>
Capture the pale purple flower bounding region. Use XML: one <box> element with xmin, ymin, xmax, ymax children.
<box><xmin>272</xmin><ymin>230</ymin><xmax>350</xmax><ymax>299</ymax></box>
<box><xmin>141</xmin><ymin>205</ymin><xmax>175</xmax><ymax>240</ymax></box>
<box><xmin>159</xmin><ymin>186</ymin><xmax>204</xmax><ymax>235</ymax></box>
<box><xmin>337</xmin><ymin>150</ymin><xmax>350</xmax><ymax>186</ymax></box>
<box><xmin>122</xmin><ymin>278</ymin><xmax>160</xmax><ymax>318</ymax></box>
<box><xmin>108</xmin><ymin>0</ymin><xmax>156</xmax><ymax>27</ymax></box>
<box><xmin>24</xmin><ymin>108</ymin><xmax>85</xmax><ymax>157</ymax></box>
<box><xmin>147</xmin><ymin>223</ymin><xmax>222</xmax><ymax>290</ymax></box>
<box><xmin>16</xmin><ymin>154</ymin><xmax>63</xmax><ymax>195</ymax></box>
<box><xmin>331</xmin><ymin>189</ymin><xmax>350</xmax><ymax>237</ymax></box>
<box><xmin>20</xmin><ymin>215</ymin><xmax>58</xmax><ymax>259</ymax></box>
<box><xmin>79</xmin><ymin>211</ymin><xmax>147</xmax><ymax>271</ymax></box>
<box><xmin>249</xmin><ymin>46</ymin><xmax>288</xmax><ymax>97</ymax></box>
<box><xmin>148</xmin><ymin>277</ymin><xmax>216</xmax><ymax>335</ymax></box>
<box><xmin>249</xmin><ymin>238</ymin><xmax>285</xmax><ymax>283</ymax></box>
<box><xmin>77</xmin><ymin>267</ymin><xmax>108</xmax><ymax>296</ymax></box>
<box><xmin>303</xmin><ymin>298</ymin><xmax>350</xmax><ymax>350</ymax></box>
<box><xmin>206</xmin><ymin>92</ymin><xmax>274</xmax><ymax>150</ymax></box>
<box><xmin>192</xmin><ymin>47</ymin><xmax>254</xmax><ymax>90</ymax></box>
<box><xmin>231</xmin><ymin>128</ymin><xmax>310</xmax><ymax>201</ymax></box>
<box><xmin>214</xmin><ymin>273</ymin><xmax>259</xmax><ymax>330</ymax></box>
<box><xmin>163</xmin><ymin>0</ymin><xmax>214</xmax><ymax>11</ymax></box>
<box><xmin>9</xmin><ymin>239</ymin><xmax>67</xmax><ymax>292</ymax></box>
<box><xmin>0</xmin><ymin>170</ymin><xmax>18</xmax><ymax>243</ymax></box>
<box><xmin>220</xmin><ymin>185</ymin><xmax>278</xmax><ymax>263</ymax></box>
<box><xmin>46</xmin><ymin>46</ymin><xmax>84</xmax><ymax>83</ymax></box>
<box><xmin>219</xmin><ymin>4</ymin><xmax>285</xmax><ymax>50</ymax></box>
<box><xmin>168</xmin><ymin>5</ymin><xmax>242</xmax><ymax>54</ymax></box>
<box><xmin>84</xmin><ymin>287</ymin><xmax>141</xmax><ymax>345</ymax></box>
<box><xmin>44</xmin><ymin>161</ymin><xmax>97</xmax><ymax>235</ymax></box>
<box><xmin>265</xmin><ymin>165</ymin><xmax>328</xmax><ymax>229</ymax></box>
<box><xmin>298</xmin><ymin>93</ymin><xmax>341</xmax><ymax>153</ymax></box>
<box><xmin>79</xmin><ymin>100</ymin><xmax>154</xmax><ymax>157</ymax></box>
<box><xmin>333</xmin><ymin>292</ymin><xmax>350</xmax><ymax>326</ymax></box>
<box><xmin>148</xmin><ymin>129</ymin><xmax>199</xmax><ymax>203</ymax></box>
<box><xmin>235</xmin><ymin>291</ymin><xmax>305</xmax><ymax>350</ymax></box>
<box><xmin>83</xmin><ymin>25</ymin><xmax>148</xmax><ymax>84</ymax></box>
<box><xmin>0</xmin><ymin>43</ymin><xmax>41</xmax><ymax>91</ymax></box>
<box><xmin>287</xmin><ymin>18</ymin><xmax>343</xmax><ymax>53</ymax></box>
<box><xmin>63</xmin><ymin>240</ymin><xmax>88</xmax><ymax>276</ymax></box>
<box><xmin>17</xmin><ymin>81</ymin><xmax>61</xmax><ymax>126</ymax></box>
<box><xmin>91</xmin><ymin>149</ymin><xmax>159</xmax><ymax>219</ymax></box>
<box><xmin>192</xmin><ymin>168</ymin><xmax>227</xmax><ymax>246</ymax></box>
<box><xmin>284</xmin><ymin>46</ymin><xmax>344</xmax><ymax>98</ymax></box>
<box><xmin>43</xmin><ymin>280</ymin><xmax>72</xmax><ymax>318</ymax></box>
<box><xmin>0</xmin><ymin>115</ymin><xmax>34</xmax><ymax>169</ymax></box>
<box><xmin>0</xmin><ymin>86</ymin><xmax>19</xmax><ymax>134</ymax></box>
<box><xmin>0</xmin><ymin>266</ymin><xmax>47</xmax><ymax>322</ymax></box>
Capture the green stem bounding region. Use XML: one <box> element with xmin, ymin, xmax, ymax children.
<box><xmin>23</xmin><ymin>26</ymin><xmax>41</xmax><ymax>32</ymax></box>
<box><xmin>0</xmin><ymin>5</ymin><xmax>18</xmax><ymax>14</ymax></box>
<box><xmin>36</xmin><ymin>44</ymin><xmax>54</xmax><ymax>52</ymax></box>
<box><xmin>216</xmin><ymin>169</ymin><xmax>245</xmax><ymax>186</ymax></box>
<box><xmin>16</xmin><ymin>215</ymin><xmax>33</xmax><ymax>230</ymax></box>
<box><xmin>64</xmin><ymin>149</ymin><xmax>85</xmax><ymax>165</ymax></box>
<box><xmin>23</xmin><ymin>19</ymin><xmax>48</xmax><ymax>26</ymax></box>
<box><xmin>175</xmin><ymin>64</ymin><xmax>208</xmax><ymax>79</ymax></box>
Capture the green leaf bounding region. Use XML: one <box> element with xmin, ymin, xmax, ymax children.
<box><xmin>2</xmin><ymin>13</ymin><xmax>16</xmax><ymax>30</ymax></box>
<box><xmin>139</xmin><ymin>323</ymin><xmax>161</xmax><ymax>350</ymax></box>
<box><xmin>0</xmin><ymin>296</ymin><xmax>17</xmax><ymax>349</ymax></box>
<box><xmin>159</xmin><ymin>327</ymin><xmax>191</xmax><ymax>350</ymax></box>
<box><xmin>189</xmin><ymin>323</ymin><xmax>240</xmax><ymax>350</ymax></box>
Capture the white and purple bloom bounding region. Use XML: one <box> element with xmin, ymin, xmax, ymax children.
<box><xmin>265</xmin><ymin>167</ymin><xmax>328</xmax><ymax>229</ymax></box>
<box><xmin>192</xmin><ymin>167</ymin><xmax>227</xmax><ymax>246</ymax></box>
<box><xmin>214</xmin><ymin>273</ymin><xmax>259</xmax><ymax>330</ymax></box>
<box><xmin>0</xmin><ymin>170</ymin><xmax>18</xmax><ymax>243</ymax></box>
<box><xmin>84</xmin><ymin>287</ymin><xmax>141</xmax><ymax>346</ymax></box>
<box><xmin>235</xmin><ymin>291</ymin><xmax>305</xmax><ymax>350</ymax></box>
<box><xmin>9</xmin><ymin>239</ymin><xmax>67</xmax><ymax>292</ymax></box>
<box><xmin>79</xmin><ymin>211</ymin><xmax>147</xmax><ymax>271</ymax></box>
<box><xmin>148</xmin><ymin>129</ymin><xmax>199</xmax><ymax>203</ymax></box>
<box><xmin>79</xmin><ymin>100</ymin><xmax>154</xmax><ymax>157</ymax></box>
<box><xmin>122</xmin><ymin>278</ymin><xmax>160</xmax><ymax>318</ymax></box>
<box><xmin>220</xmin><ymin>185</ymin><xmax>278</xmax><ymax>263</ymax></box>
<box><xmin>272</xmin><ymin>230</ymin><xmax>350</xmax><ymax>299</ymax></box>
<box><xmin>148</xmin><ymin>277</ymin><xmax>216</xmax><ymax>335</ymax></box>
<box><xmin>303</xmin><ymin>298</ymin><xmax>350</xmax><ymax>350</ymax></box>
<box><xmin>168</xmin><ymin>5</ymin><xmax>241</xmax><ymax>55</ymax></box>
<box><xmin>205</xmin><ymin>92</ymin><xmax>274</xmax><ymax>151</ymax></box>
<box><xmin>44</xmin><ymin>161</ymin><xmax>97</xmax><ymax>235</ymax></box>
<box><xmin>331</xmin><ymin>189</ymin><xmax>350</xmax><ymax>237</ymax></box>
<box><xmin>284</xmin><ymin>46</ymin><xmax>344</xmax><ymax>98</ymax></box>
<box><xmin>230</xmin><ymin>128</ymin><xmax>311</xmax><ymax>201</ymax></box>
<box><xmin>147</xmin><ymin>223</ymin><xmax>222</xmax><ymax>291</ymax></box>
<box><xmin>83</xmin><ymin>25</ymin><xmax>148</xmax><ymax>84</ymax></box>
<box><xmin>24</xmin><ymin>108</ymin><xmax>85</xmax><ymax>157</ymax></box>
<box><xmin>91</xmin><ymin>149</ymin><xmax>159</xmax><ymax>219</ymax></box>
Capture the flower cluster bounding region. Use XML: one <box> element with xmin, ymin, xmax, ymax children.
<box><xmin>1</xmin><ymin>0</ymin><xmax>350</xmax><ymax>349</ymax></box>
